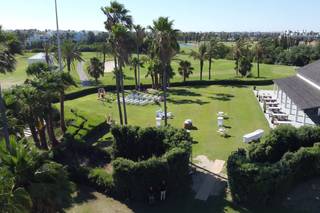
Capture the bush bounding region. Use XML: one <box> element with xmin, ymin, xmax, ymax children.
<box><xmin>248</xmin><ymin>125</ymin><xmax>320</xmax><ymax>163</ymax></box>
<box><xmin>111</xmin><ymin>125</ymin><xmax>193</xmax><ymax>201</ymax></box>
<box><xmin>228</xmin><ymin>125</ymin><xmax>320</xmax><ymax>206</ymax></box>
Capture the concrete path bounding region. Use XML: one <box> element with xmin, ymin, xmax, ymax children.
<box><xmin>77</xmin><ymin>61</ymin><xmax>91</xmax><ymax>86</ymax></box>
<box><xmin>192</xmin><ymin>155</ymin><xmax>227</xmax><ymax>201</ymax></box>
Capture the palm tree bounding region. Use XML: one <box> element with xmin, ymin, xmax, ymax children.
<box><xmin>178</xmin><ymin>60</ymin><xmax>194</xmax><ymax>82</ymax></box>
<box><xmin>102</xmin><ymin>1</ymin><xmax>132</xmax><ymax>125</ymax></box>
<box><xmin>133</xmin><ymin>24</ymin><xmax>145</xmax><ymax>90</ymax></box>
<box><xmin>206</xmin><ymin>39</ymin><xmax>218</xmax><ymax>80</ymax></box>
<box><xmin>61</xmin><ymin>40</ymin><xmax>83</xmax><ymax>72</ymax></box>
<box><xmin>0</xmin><ymin>26</ymin><xmax>20</xmax><ymax>150</ymax></box>
<box><xmin>255</xmin><ymin>41</ymin><xmax>264</xmax><ymax>78</ymax></box>
<box><xmin>150</xmin><ymin>17</ymin><xmax>180</xmax><ymax>125</ymax></box>
<box><xmin>42</xmin><ymin>42</ymin><xmax>52</xmax><ymax>66</ymax></box>
<box><xmin>99</xmin><ymin>42</ymin><xmax>111</xmax><ymax>70</ymax></box>
<box><xmin>87</xmin><ymin>57</ymin><xmax>104</xmax><ymax>83</ymax></box>
<box><xmin>233</xmin><ymin>38</ymin><xmax>247</xmax><ymax>76</ymax></box>
<box><xmin>190</xmin><ymin>43</ymin><xmax>207</xmax><ymax>80</ymax></box>
<box><xmin>130</xmin><ymin>56</ymin><xmax>144</xmax><ymax>89</ymax></box>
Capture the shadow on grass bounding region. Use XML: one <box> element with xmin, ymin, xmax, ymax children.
<box><xmin>168</xmin><ymin>98</ymin><xmax>209</xmax><ymax>105</ymax></box>
<box><xmin>210</xmin><ymin>93</ymin><xmax>235</xmax><ymax>101</ymax></box>
<box><xmin>168</xmin><ymin>88</ymin><xmax>201</xmax><ymax>97</ymax></box>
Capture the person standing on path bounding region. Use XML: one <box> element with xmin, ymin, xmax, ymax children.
<box><xmin>160</xmin><ymin>180</ymin><xmax>167</xmax><ymax>201</ymax></box>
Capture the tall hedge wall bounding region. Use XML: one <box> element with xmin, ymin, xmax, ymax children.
<box><xmin>111</xmin><ymin>125</ymin><xmax>193</xmax><ymax>201</ymax></box>
<box><xmin>227</xmin><ymin>125</ymin><xmax>320</xmax><ymax>206</ymax></box>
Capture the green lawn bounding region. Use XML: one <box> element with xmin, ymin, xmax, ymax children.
<box><xmin>63</xmin><ymin>85</ymin><xmax>269</xmax><ymax>161</ymax></box>
<box><xmin>0</xmin><ymin>53</ymin><xmax>33</xmax><ymax>88</ymax></box>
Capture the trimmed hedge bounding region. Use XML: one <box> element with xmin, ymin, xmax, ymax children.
<box><xmin>111</xmin><ymin>125</ymin><xmax>193</xmax><ymax>201</ymax></box>
<box><xmin>88</xmin><ymin>168</ymin><xmax>115</xmax><ymax>194</ymax></box>
<box><xmin>227</xmin><ymin>125</ymin><xmax>320</xmax><ymax>206</ymax></box>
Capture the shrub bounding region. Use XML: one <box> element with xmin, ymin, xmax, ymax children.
<box><xmin>228</xmin><ymin>125</ymin><xmax>320</xmax><ymax>206</ymax></box>
<box><xmin>111</xmin><ymin>125</ymin><xmax>193</xmax><ymax>201</ymax></box>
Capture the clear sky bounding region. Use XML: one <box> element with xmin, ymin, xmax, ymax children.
<box><xmin>0</xmin><ymin>0</ymin><xmax>319</xmax><ymax>32</ymax></box>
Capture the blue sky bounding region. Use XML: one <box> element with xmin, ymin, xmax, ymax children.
<box><xmin>0</xmin><ymin>0</ymin><xmax>319</xmax><ymax>32</ymax></box>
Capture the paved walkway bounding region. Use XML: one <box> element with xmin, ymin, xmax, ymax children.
<box><xmin>192</xmin><ymin>155</ymin><xmax>227</xmax><ymax>201</ymax></box>
<box><xmin>77</xmin><ymin>62</ymin><xmax>91</xmax><ymax>86</ymax></box>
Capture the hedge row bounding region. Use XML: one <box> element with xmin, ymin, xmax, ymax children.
<box><xmin>248</xmin><ymin>125</ymin><xmax>320</xmax><ymax>163</ymax></box>
<box><xmin>111</xmin><ymin>125</ymin><xmax>193</xmax><ymax>201</ymax></box>
<box><xmin>227</xmin><ymin>125</ymin><xmax>320</xmax><ymax>206</ymax></box>
<box><xmin>113</xmin><ymin>147</ymin><xmax>190</xmax><ymax>201</ymax></box>
<box><xmin>61</xmin><ymin>79</ymin><xmax>273</xmax><ymax>102</ymax></box>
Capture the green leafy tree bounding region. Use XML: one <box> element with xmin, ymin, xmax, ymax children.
<box><xmin>0</xmin><ymin>26</ymin><xmax>21</xmax><ymax>149</ymax></box>
<box><xmin>150</xmin><ymin>17</ymin><xmax>180</xmax><ymax>125</ymax></box>
<box><xmin>178</xmin><ymin>60</ymin><xmax>194</xmax><ymax>82</ymax></box>
<box><xmin>61</xmin><ymin>40</ymin><xmax>83</xmax><ymax>72</ymax></box>
<box><xmin>26</xmin><ymin>62</ymin><xmax>50</xmax><ymax>78</ymax></box>
<box><xmin>190</xmin><ymin>43</ymin><xmax>206</xmax><ymax>80</ymax></box>
<box><xmin>206</xmin><ymin>39</ymin><xmax>218</xmax><ymax>80</ymax></box>
<box><xmin>255</xmin><ymin>40</ymin><xmax>265</xmax><ymax>78</ymax></box>
<box><xmin>87</xmin><ymin>57</ymin><xmax>104</xmax><ymax>83</ymax></box>
<box><xmin>238</xmin><ymin>56</ymin><xmax>253</xmax><ymax>77</ymax></box>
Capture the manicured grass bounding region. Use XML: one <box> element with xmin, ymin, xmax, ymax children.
<box><xmin>0</xmin><ymin>53</ymin><xmax>33</xmax><ymax>88</ymax></box>
<box><xmin>63</xmin><ymin>85</ymin><xmax>269</xmax><ymax>161</ymax></box>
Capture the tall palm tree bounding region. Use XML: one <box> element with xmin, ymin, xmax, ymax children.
<box><xmin>42</xmin><ymin>42</ymin><xmax>52</xmax><ymax>66</ymax></box>
<box><xmin>99</xmin><ymin>42</ymin><xmax>111</xmax><ymax>70</ymax></box>
<box><xmin>61</xmin><ymin>40</ymin><xmax>83</xmax><ymax>72</ymax></box>
<box><xmin>150</xmin><ymin>17</ymin><xmax>180</xmax><ymax>125</ymax></box>
<box><xmin>133</xmin><ymin>24</ymin><xmax>145</xmax><ymax>90</ymax></box>
<box><xmin>102</xmin><ymin>1</ymin><xmax>132</xmax><ymax>125</ymax></box>
<box><xmin>255</xmin><ymin>41</ymin><xmax>264</xmax><ymax>78</ymax></box>
<box><xmin>87</xmin><ymin>57</ymin><xmax>104</xmax><ymax>83</ymax></box>
<box><xmin>206</xmin><ymin>39</ymin><xmax>218</xmax><ymax>80</ymax></box>
<box><xmin>130</xmin><ymin>56</ymin><xmax>144</xmax><ymax>89</ymax></box>
<box><xmin>190</xmin><ymin>43</ymin><xmax>207</xmax><ymax>80</ymax></box>
<box><xmin>233</xmin><ymin>38</ymin><xmax>247</xmax><ymax>76</ymax></box>
<box><xmin>0</xmin><ymin>26</ymin><xmax>20</xmax><ymax>150</ymax></box>
<box><xmin>178</xmin><ymin>60</ymin><xmax>194</xmax><ymax>82</ymax></box>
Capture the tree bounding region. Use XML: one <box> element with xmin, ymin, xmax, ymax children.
<box><xmin>99</xmin><ymin>42</ymin><xmax>111</xmax><ymax>70</ymax></box>
<box><xmin>234</xmin><ymin>38</ymin><xmax>251</xmax><ymax>76</ymax></box>
<box><xmin>238</xmin><ymin>56</ymin><xmax>253</xmax><ymax>77</ymax></box>
<box><xmin>150</xmin><ymin>17</ymin><xmax>180</xmax><ymax>125</ymax></box>
<box><xmin>130</xmin><ymin>56</ymin><xmax>144</xmax><ymax>89</ymax></box>
<box><xmin>0</xmin><ymin>138</ymin><xmax>74</xmax><ymax>212</ymax></box>
<box><xmin>42</xmin><ymin>42</ymin><xmax>52</xmax><ymax>66</ymax></box>
<box><xmin>133</xmin><ymin>24</ymin><xmax>145</xmax><ymax>90</ymax></box>
<box><xmin>102</xmin><ymin>1</ymin><xmax>133</xmax><ymax>125</ymax></box>
<box><xmin>178</xmin><ymin>60</ymin><xmax>194</xmax><ymax>82</ymax></box>
<box><xmin>190</xmin><ymin>43</ymin><xmax>206</xmax><ymax>80</ymax></box>
<box><xmin>87</xmin><ymin>57</ymin><xmax>104</xmax><ymax>83</ymax></box>
<box><xmin>255</xmin><ymin>41</ymin><xmax>264</xmax><ymax>78</ymax></box>
<box><xmin>0</xmin><ymin>26</ymin><xmax>21</xmax><ymax>150</ymax></box>
<box><xmin>26</xmin><ymin>62</ymin><xmax>50</xmax><ymax>78</ymax></box>
<box><xmin>61</xmin><ymin>40</ymin><xmax>83</xmax><ymax>72</ymax></box>
<box><xmin>206</xmin><ymin>39</ymin><xmax>218</xmax><ymax>80</ymax></box>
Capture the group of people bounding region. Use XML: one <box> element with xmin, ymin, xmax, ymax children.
<box><xmin>148</xmin><ymin>180</ymin><xmax>167</xmax><ymax>204</ymax></box>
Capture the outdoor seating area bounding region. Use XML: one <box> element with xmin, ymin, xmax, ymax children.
<box><xmin>124</xmin><ymin>93</ymin><xmax>162</xmax><ymax>106</ymax></box>
<box><xmin>256</xmin><ymin>91</ymin><xmax>292</xmax><ymax>128</ymax></box>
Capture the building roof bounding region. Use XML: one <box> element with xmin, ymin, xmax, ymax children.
<box><xmin>298</xmin><ymin>59</ymin><xmax>320</xmax><ymax>85</ymax></box>
<box><xmin>28</xmin><ymin>53</ymin><xmax>47</xmax><ymax>60</ymax></box>
<box><xmin>274</xmin><ymin>76</ymin><xmax>320</xmax><ymax>110</ymax></box>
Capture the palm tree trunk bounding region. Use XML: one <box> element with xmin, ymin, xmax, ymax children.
<box><xmin>208</xmin><ymin>58</ymin><xmax>212</xmax><ymax>80</ymax></box>
<box><xmin>137</xmin><ymin>45</ymin><xmax>141</xmax><ymax>91</ymax></box>
<box><xmin>103</xmin><ymin>53</ymin><xmax>106</xmax><ymax>70</ymax></box>
<box><xmin>151</xmin><ymin>73</ymin><xmax>155</xmax><ymax>89</ymax></box>
<box><xmin>37</xmin><ymin>119</ymin><xmax>48</xmax><ymax>150</ymax></box>
<box><xmin>0</xmin><ymin>85</ymin><xmax>10</xmax><ymax>150</ymax></box>
<box><xmin>163</xmin><ymin>65</ymin><xmax>168</xmax><ymax>126</ymax></box>
<box><xmin>60</xmin><ymin>91</ymin><xmax>67</xmax><ymax>134</ymax></box>
<box><xmin>67</xmin><ymin>58</ymin><xmax>71</xmax><ymax>72</ymax></box>
<box><xmin>134</xmin><ymin>66</ymin><xmax>138</xmax><ymax>90</ymax></box>
<box><xmin>114</xmin><ymin>57</ymin><xmax>123</xmax><ymax>125</ymax></box>
<box><xmin>120</xmin><ymin>67</ymin><xmax>128</xmax><ymax>125</ymax></box>
<box><xmin>183</xmin><ymin>71</ymin><xmax>186</xmax><ymax>83</ymax></box>
<box><xmin>154</xmin><ymin>73</ymin><xmax>159</xmax><ymax>90</ymax></box>
<box><xmin>257</xmin><ymin>58</ymin><xmax>260</xmax><ymax>78</ymax></box>
<box><xmin>29</xmin><ymin>122</ymin><xmax>40</xmax><ymax>148</ymax></box>
<box><xmin>200</xmin><ymin>60</ymin><xmax>203</xmax><ymax>81</ymax></box>
<box><xmin>46</xmin><ymin>105</ymin><xmax>58</xmax><ymax>147</ymax></box>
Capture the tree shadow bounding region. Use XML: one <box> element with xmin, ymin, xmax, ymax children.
<box><xmin>168</xmin><ymin>98</ymin><xmax>209</xmax><ymax>105</ymax></box>
<box><xmin>210</xmin><ymin>93</ymin><xmax>235</xmax><ymax>102</ymax></box>
<box><xmin>169</xmin><ymin>88</ymin><xmax>201</xmax><ymax>97</ymax></box>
